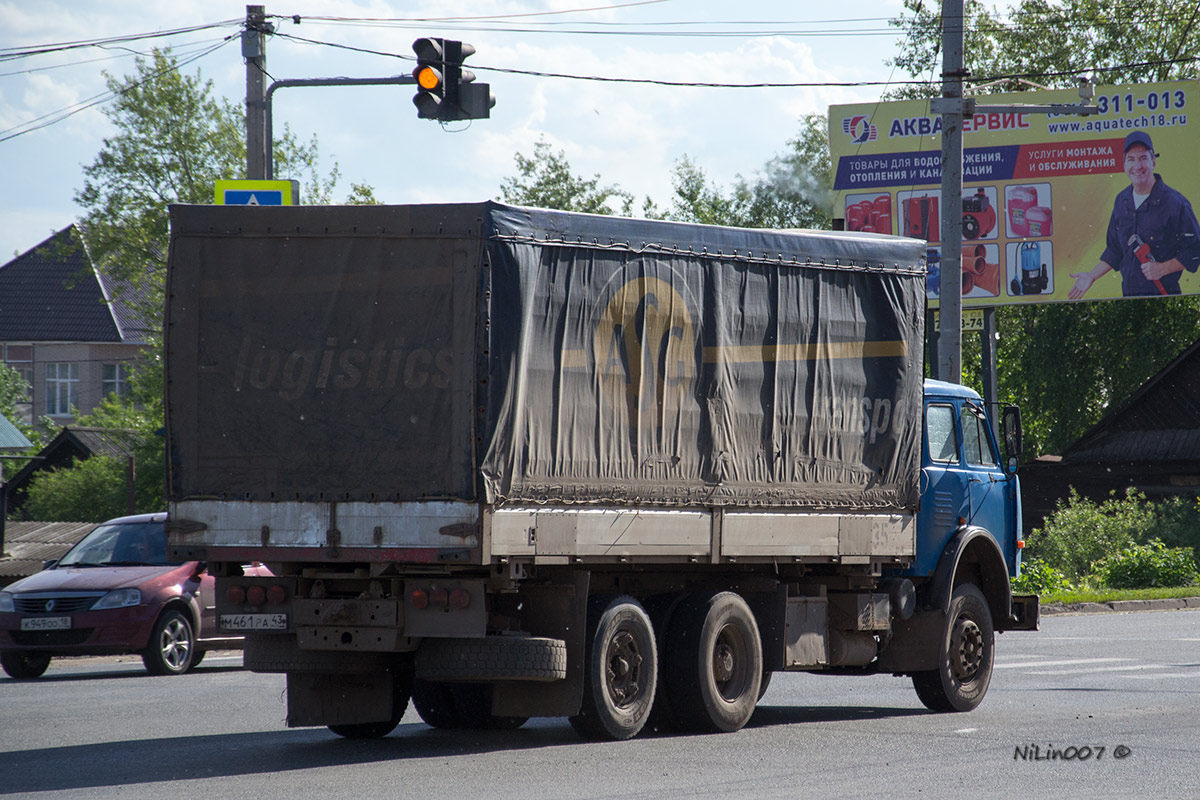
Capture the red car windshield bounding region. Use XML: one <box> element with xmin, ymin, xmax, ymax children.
<box><xmin>58</xmin><ymin>521</ymin><xmax>180</xmax><ymax>567</ymax></box>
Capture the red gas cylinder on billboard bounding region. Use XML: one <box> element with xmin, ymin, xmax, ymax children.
<box><xmin>1007</xmin><ymin>185</ymin><xmax>1038</xmax><ymax>236</ymax></box>
<box><xmin>1026</xmin><ymin>206</ymin><xmax>1053</xmax><ymax>237</ymax></box>
<box><xmin>871</xmin><ymin>195</ymin><xmax>891</xmax><ymax>234</ymax></box>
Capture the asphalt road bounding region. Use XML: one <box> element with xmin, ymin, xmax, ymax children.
<box><xmin>1</xmin><ymin>608</ymin><xmax>1198</xmax><ymax>800</ymax></box>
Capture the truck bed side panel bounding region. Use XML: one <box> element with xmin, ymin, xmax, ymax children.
<box><xmin>481</xmin><ymin>206</ymin><xmax>925</xmax><ymax>511</ymax></box>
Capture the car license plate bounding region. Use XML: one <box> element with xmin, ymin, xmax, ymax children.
<box><xmin>20</xmin><ymin>616</ymin><xmax>71</xmax><ymax>631</ymax></box>
<box><xmin>220</xmin><ymin>613</ymin><xmax>288</xmax><ymax>631</ymax></box>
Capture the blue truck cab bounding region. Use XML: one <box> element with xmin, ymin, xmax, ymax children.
<box><xmin>905</xmin><ymin>379</ymin><xmax>1037</xmax><ymax>632</ymax></box>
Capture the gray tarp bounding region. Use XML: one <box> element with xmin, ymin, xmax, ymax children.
<box><xmin>166</xmin><ymin>202</ymin><xmax>925</xmax><ymax>511</ymax></box>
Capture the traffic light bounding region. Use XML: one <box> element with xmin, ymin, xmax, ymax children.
<box><xmin>412</xmin><ymin>38</ymin><xmax>495</xmax><ymax>121</ymax></box>
<box><xmin>412</xmin><ymin>37</ymin><xmax>446</xmax><ymax>119</ymax></box>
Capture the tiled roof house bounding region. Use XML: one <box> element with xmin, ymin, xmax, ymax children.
<box><xmin>0</xmin><ymin>225</ymin><xmax>154</xmax><ymax>425</ymax></box>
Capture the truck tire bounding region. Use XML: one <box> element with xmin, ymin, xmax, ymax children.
<box><xmin>666</xmin><ymin>591</ymin><xmax>762</xmax><ymax>733</ymax></box>
<box><xmin>411</xmin><ymin>679</ymin><xmax>529</xmax><ymax>730</ymax></box>
<box><xmin>243</xmin><ymin>634</ymin><xmax>390</xmax><ymax>674</ymax></box>
<box><xmin>568</xmin><ymin>595</ymin><xmax>658</xmax><ymax>741</ymax></box>
<box><xmin>912</xmin><ymin>583</ymin><xmax>994</xmax><ymax>712</ymax></box>
<box><xmin>416</xmin><ymin>636</ymin><xmax>567</xmax><ymax>682</ymax></box>
<box><xmin>328</xmin><ymin>668</ymin><xmax>414</xmax><ymax>739</ymax></box>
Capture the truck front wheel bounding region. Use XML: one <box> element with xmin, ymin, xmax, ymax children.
<box><xmin>912</xmin><ymin>583</ymin><xmax>994</xmax><ymax>712</ymax></box>
<box><xmin>568</xmin><ymin>595</ymin><xmax>657</xmax><ymax>741</ymax></box>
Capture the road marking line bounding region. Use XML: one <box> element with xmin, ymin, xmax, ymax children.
<box><xmin>995</xmin><ymin>658</ymin><xmax>1128</xmax><ymax>669</ymax></box>
<box><xmin>1026</xmin><ymin>664</ymin><xmax>1166</xmax><ymax>675</ymax></box>
<box><xmin>1124</xmin><ymin>672</ymin><xmax>1200</xmax><ymax>679</ymax></box>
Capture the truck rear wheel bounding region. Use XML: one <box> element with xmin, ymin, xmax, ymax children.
<box><xmin>326</xmin><ymin>667</ymin><xmax>414</xmax><ymax>739</ymax></box>
<box><xmin>568</xmin><ymin>595</ymin><xmax>657</xmax><ymax>741</ymax></box>
<box><xmin>666</xmin><ymin>591</ymin><xmax>762</xmax><ymax>733</ymax></box>
<box><xmin>411</xmin><ymin>679</ymin><xmax>528</xmax><ymax>730</ymax></box>
<box><xmin>912</xmin><ymin>583</ymin><xmax>994</xmax><ymax>712</ymax></box>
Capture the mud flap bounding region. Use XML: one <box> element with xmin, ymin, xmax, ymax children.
<box><xmin>286</xmin><ymin>671</ymin><xmax>394</xmax><ymax>728</ymax></box>
<box><xmin>873</xmin><ymin>609</ymin><xmax>943</xmax><ymax>673</ymax></box>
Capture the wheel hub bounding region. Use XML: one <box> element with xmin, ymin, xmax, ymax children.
<box><xmin>714</xmin><ymin>643</ymin><xmax>736</xmax><ymax>683</ymax></box>
<box><xmin>950</xmin><ymin>617</ymin><xmax>984</xmax><ymax>680</ymax></box>
<box><xmin>606</xmin><ymin>630</ymin><xmax>642</xmax><ymax>706</ymax></box>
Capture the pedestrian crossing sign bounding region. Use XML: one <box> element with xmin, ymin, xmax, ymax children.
<box><xmin>215</xmin><ymin>180</ymin><xmax>300</xmax><ymax>206</ymax></box>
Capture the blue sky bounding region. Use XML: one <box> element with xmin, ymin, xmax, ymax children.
<box><xmin>0</xmin><ymin>0</ymin><xmax>922</xmax><ymax>259</ymax></box>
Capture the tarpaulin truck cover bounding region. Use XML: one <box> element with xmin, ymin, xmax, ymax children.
<box><xmin>166</xmin><ymin>202</ymin><xmax>926</xmax><ymax>512</ymax></box>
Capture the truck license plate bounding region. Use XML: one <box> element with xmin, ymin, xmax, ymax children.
<box><xmin>220</xmin><ymin>613</ymin><xmax>288</xmax><ymax>631</ymax></box>
<box><xmin>20</xmin><ymin>616</ymin><xmax>71</xmax><ymax>631</ymax></box>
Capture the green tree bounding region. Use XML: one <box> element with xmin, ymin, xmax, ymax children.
<box><xmin>0</xmin><ymin>365</ymin><xmax>40</xmax><ymax>483</ymax></box>
<box><xmin>75</xmin><ymin>48</ymin><xmax>341</xmax><ymax>326</ymax></box>
<box><xmin>889</xmin><ymin>1</ymin><xmax>1200</xmax><ymax>454</ymax></box>
<box><xmin>499</xmin><ymin>137</ymin><xmax>634</xmax><ymax>215</ymax></box>
<box><xmin>0</xmin><ymin>364</ymin><xmax>31</xmax><ymax>436</ymax></box>
<box><xmin>888</xmin><ymin>0</ymin><xmax>1200</xmax><ymax>100</ymax></box>
<box><xmin>33</xmin><ymin>49</ymin><xmax>359</xmax><ymax>520</ymax></box>
<box><xmin>668</xmin><ymin>114</ymin><xmax>832</xmax><ymax>229</ymax></box>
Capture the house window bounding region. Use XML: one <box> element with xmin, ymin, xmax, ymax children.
<box><xmin>103</xmin><ymin>363</ymin><xmax>131</xmax><ymax>399</ymax></box>
<box><xmin>3</xmin><ymin>344</ymin><xmax>33</xmax><ymax>405</ymax></box>
<box><xmin>45</xmin><ymin>362</ymin><xmax>80</xmax><ymax>416</ymax></box>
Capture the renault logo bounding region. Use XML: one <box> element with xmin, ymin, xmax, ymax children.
<box><xmin>45</xmin><ymin>599</ymin><xmax>56</xmax><ymax>613</ymax></box>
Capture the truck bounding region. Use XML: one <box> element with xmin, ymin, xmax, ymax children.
<box><xmin>164</xmin><ymin>202</ymin><xmax>1037</xmax><ymax>740</ymax></box>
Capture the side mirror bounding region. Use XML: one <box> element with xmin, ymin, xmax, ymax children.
<box><xmin>1001</xmin><ymin>405</ymin><xmax>1022</xmax><ymax>473</ymax></box>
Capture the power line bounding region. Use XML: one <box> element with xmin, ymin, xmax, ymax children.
<box><xmin>288</xmin><ymin>0</ymin><xmax>672</xmax><ymax>24</ymax></box>
<box><xmin>0</xmin><ymin>38</ymin><xmax>235</xmax><ymax>144</ymax></box>
<box><xmin>0</xmin><ymin>20</ymin><xmax>240</xmax><ymax>61</ymax></box>
<box><xmin>273</xmin><ymin>31</ymin><xmax>1199</xmax><ymax>91</ymax></box>
<box><xmin>0</xmin><ymin>37</ymin><xmax>232</xmax><ymax>80</ymax></box>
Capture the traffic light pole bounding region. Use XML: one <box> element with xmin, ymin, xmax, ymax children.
<box><xmin>262</xmin><ymin>75</ymin><xmax>416</xmax><ymax>180</ymax></box>
<box><xmin>243</xmin><ymin>5</ymin><xmax>272</xmax><ymax>181</ymax></box>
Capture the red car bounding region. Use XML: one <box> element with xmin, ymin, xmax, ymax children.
<box><xmin>0</xmin><ymin>512</ymin><xmax>258</xmax><ymax>679</ymax></box>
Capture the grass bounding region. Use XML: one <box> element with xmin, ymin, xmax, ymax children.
<box><xmin>1041</xmin><ymin>585</ymin><xmax>1200</xmax><ymax>605</ymax></box>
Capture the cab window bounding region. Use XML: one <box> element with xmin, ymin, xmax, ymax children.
<box><xmin>927</xmin><ymin>404</ymin><xmax>959</xmax><ymax>463</ymax></box>
<box><xmin>961</xmin><ymin>405</ymin><xmax>998</xmax><ymax>468</ymax></box>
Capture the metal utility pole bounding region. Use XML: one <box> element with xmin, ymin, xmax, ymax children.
<box><xmin>243</xmin><ymin>5</ymin><xmax>272</xmax><ymax>180</ymax></box>
<box><xmin>933</xmin><ymin>0</ymin><xmax>966</xmax><ymax>384</ymax></box>
<box><xmin>930</xmin><ymin>1</ymin><xmax>1098</xmax><ymax>386</ymax></box>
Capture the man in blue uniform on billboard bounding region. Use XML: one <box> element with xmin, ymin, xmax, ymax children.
<box><xmin>1069</xmin><ymin>131</ymin><xmax>1200</xmax><ymax>299</ymax></box>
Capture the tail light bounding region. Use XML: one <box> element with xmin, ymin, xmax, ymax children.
<box><xmin>225</xmin><ymin>581</ymin><xmax>290</xmax><ymax>607</ymax></box>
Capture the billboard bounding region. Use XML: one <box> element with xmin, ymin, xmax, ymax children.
<box><xmin>829</xmin><ymin>81</ymin><xmax>1200</xmax><ymax>307</ymax></box>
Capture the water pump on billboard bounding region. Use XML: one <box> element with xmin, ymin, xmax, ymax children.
<box><xmin>1010</xmin><ymin>241</ymin><xmax>1049</xmax><ymax>296</ymax></box>
<box><xmin>961</xmin><ymin>189</ymin><xmax>996</xmax><ymax>240</ymax></box>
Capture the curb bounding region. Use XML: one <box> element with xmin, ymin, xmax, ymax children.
<box><xmin>1041</xmin><ymin>597</ymin><xmax>1200</xmax><ymax>615</ymax></box>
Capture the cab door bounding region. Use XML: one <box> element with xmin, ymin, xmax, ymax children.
<box><xmin>960</xmin><ymin>402</ymin><xmax>1020</xmax><ymax>571</ymax></box>
<box><xmin>912</xmin><ymin>401</ymin><xmax>968</xmax><ymax>576</ymax></box>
